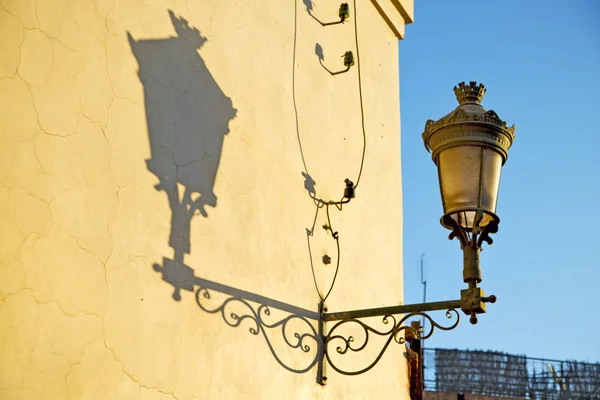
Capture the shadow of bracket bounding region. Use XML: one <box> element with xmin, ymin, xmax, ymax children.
<box><xmin>153</xmin><ymin>258</ymin><xmax>321</xmax><ymax>374</ymax></box>
<box><xmin>153</xmin><ymin>257</ymin><xmax>464</xmax><ymax>381</ymax></box>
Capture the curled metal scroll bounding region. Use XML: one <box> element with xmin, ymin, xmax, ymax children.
<box><xmin>195</xmin><ymin>287</ymin><xmax>320</xmax><ymax>374</ymax></box>
<box><xmin>324</xmin><ymin>309</ymin><xmax>460</xmax><ymax>376</ymax></box>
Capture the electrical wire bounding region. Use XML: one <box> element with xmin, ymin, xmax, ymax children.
<box><xmin>292</xmin><ymin>0</ymin><xmax>369</xmax><ymax>303</ymax></box>
<box><xmin>351</xmin><ymin>0</ymin><xmax>367</xmax><ymax>190</ymax></box>
<box><xmin>292</xmin><ymin>0</ymin><xmax>311</xmax><ymax>179</ymax></box>
<box><xmin>319</xmin><ymin>0</ymin><xmax>367</xmax><ymax>301</ymax></box>
<box><xmin>322</xmin><ymin>204</ymin><xmax>341</xmax><ymax>302</ymax></box>
<box><xmin>305</xmin><ymin>201</ymin><xmax>342</xmax><ymax>302</ymax></box>
<box><xmin>293</xmin><ymin>0</ymin><xmax>367</xmax><ymax>194</ymax></box>
<box><xmin>306</xmin><ymin>201</ymin><xmax>326</xmax><ymax>300</ymax></box>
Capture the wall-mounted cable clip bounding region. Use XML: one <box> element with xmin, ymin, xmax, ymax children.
<box><xmin>324</xmin><ymin>179</ymin><xmax>356</xmax><ymax>210</ymax></box>
<box><xmin>320</xmin><ymin>51</ymin><xmax>354</xmax><ymax>76</ymax></box>
<box><xmin>343</xmin><ymin>178</ymin><xmax>355</xmax><ymax>200</ymax></box>
<box><xmin>309</xmin><ymin>3</ymin><xmax>350</xmax><ymax>26</ymax></box>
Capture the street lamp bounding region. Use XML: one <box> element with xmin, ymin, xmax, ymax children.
<box><xmin>423</xmin><ymin>81</ymin><xmax>516</xmax><ymax>323</ymax></box>
<box><xmin>315</xmin><ymin>81</ymin><xmax>516</xmax><ymax>382</ymax></box>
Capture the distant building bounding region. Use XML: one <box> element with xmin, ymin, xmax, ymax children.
<box><xmin>420</xmin><ymin>348</ymin><xmax>600</xmax><ymax>400</ymax></box>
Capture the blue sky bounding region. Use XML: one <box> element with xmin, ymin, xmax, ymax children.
<box><xmin>400</xmin><ymin>0</ymin><xmax>600</xmax><ymax>363</ymax></box>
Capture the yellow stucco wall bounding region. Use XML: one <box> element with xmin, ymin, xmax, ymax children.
<box><xmin>0</xmin><ymin>0</ymin><xmax>410</xmax><ymax>398</ymax></box>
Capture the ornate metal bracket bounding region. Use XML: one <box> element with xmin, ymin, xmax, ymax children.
<box><xmin>316</xmin><ymin>299</ymin><xmax>463</xmax><ymax>384</ymax></box>
<box><xmin>314</xmin><ymin>289</ymin><xmax>497</xmax><ymax>384</ymax></box>
<box><xmin>323</xmin><ymin>309</ymin><xmax>460</xmax><ymax>376</ymax></box>
<box><xmin>154</xmin><ymin>258</ymin><xmax>495</xmax><ymax>384</ymax></box>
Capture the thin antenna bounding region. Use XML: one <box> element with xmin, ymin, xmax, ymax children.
<box><xmin>421</xmin><ymin>253</ymin><xmax>427</xmax><ymax>348</ymax></box>
<box><xmin>420</xmin><ymin>253</ymin><xmax>427</xmax><ymax>303</ymax></box>
<box><xmin>420</xmin><ymin>253</ymin><xmax>427</xmax><ymax>340</ymax></box>
<box><xmin>419</xmin><ymin>253</ymin><xmax>427</xmax><ymax>392</ymax></box>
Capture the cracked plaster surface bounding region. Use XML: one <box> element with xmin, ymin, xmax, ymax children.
<box><xmin>0</xmin><ymin>0</ymin><xmax>408</xmax><ymax>398</ymax></box>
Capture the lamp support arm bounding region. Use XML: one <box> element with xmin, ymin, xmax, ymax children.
<box><xmin>316</xmin><ymin>291</ymin><xmax>496</xmax><ymax>384</ymax></box>
<box><xmin>323</xmin><ymin>299</ymin><xmax>462</xmax><ymax>322</ymax></box>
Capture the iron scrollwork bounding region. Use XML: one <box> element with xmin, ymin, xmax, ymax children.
<box><xmin>156</xmin><ymin>258</ymin><xmax>469</xmax><ymax>381</ymax></box>
<box><xmin>195</xmin><ymin>287</ymin><xmax>321</xmax><ymax>374</ymax></box>
<box><xmin>323</xmin><ymin>309</ymin><xmax>460</xmax><ymax>376</ymax></box>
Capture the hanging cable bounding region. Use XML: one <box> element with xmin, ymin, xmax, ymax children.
<box><xmin>351</xmin><ymin>0</ymin><xmax>367</xmax><ymax>190</ymax></box>
<box><xmin>306</xmin><ymin>202</ymin><xmax>326</xmax><ymax>300</ymax></box>
<box><xmin>322</xmin><ymin>204</ymin><xmax>341</xmax><ymax>302</ymax></box>
<box><xmin>292</xmin><ymin>0</ymin><xmax>369</xmax><ymax>303</ymax></box>
<box><xmin>292</xmin><ymin>0</ymin><xmax>311</xmax><ymax>180</ymax></box>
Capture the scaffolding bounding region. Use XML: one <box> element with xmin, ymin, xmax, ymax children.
<box><xmin>424</xmin><ymin>348</ymin><xmax>600</xmax><ymax>399</ymax></box>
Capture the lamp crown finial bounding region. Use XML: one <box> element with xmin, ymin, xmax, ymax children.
<box><xmin>454</xmin><ymin>81</ymin><xmax>486</xmax><ymax>105</ymax></box>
